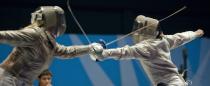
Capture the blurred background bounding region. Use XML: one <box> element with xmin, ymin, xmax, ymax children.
<box><xmin>0</xmin><ymin>0</ymin><xmax>209</xmax><ymax>37</ymax></box>
<box><xmin>0</xmin><ymin>0</ymin><xmax>209</xmax><ymax>86</ymax></box>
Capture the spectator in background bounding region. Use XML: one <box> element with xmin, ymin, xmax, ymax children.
<box><xmin>38</xmin><ymin>70</ymin><xmax>53</xmax><ymax>86</ymax></box>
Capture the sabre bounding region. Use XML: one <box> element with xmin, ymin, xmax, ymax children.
<box><xmin>66</xmin><ymin>0</ymin><xmax>106</xmax><ymax>61</ymax></box>
<box><xmin>67</xmin><ymin>0</ymin><xmax>92</xmax><ymax>44</ymax></box>
<box><xmin>105</xmin><ymin>6</ymin><xmax>187</xmax><ymax>46</ymax></box>
<box><xmin>67</xmin><ymin>0</ymin><xmax>106</xmax><ymax>48</ymax></box>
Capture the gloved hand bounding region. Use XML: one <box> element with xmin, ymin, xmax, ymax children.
<box><xmin>89</xmin><ymin>43</ymin><xmax>104</xmax><ymax>61</ymax></box>
<box><xmin>195</xmin><ymin>29</ymin><xmax>204</xmax><ymax>37</ymax></box>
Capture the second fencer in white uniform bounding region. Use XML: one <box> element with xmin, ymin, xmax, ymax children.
<box><xmin>90</xmin><ymin>15</ymin><xmax>204</xmax><ymax>86</ymax></box>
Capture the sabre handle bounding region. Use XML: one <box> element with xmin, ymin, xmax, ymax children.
<box><xmin>97</xmin><ymin>39</ymin><xmax>106</xmax><ymax>49</ymax></box>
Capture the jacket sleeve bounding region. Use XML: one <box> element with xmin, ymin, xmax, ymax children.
<box><xmin>102</xmin><ymin>44</ymin><xmax>153</xmax><ymax>60</ymax></box>
<box><xmin>54</xmin><ymin>43</ymin><xmax>91</xmax><ymax>59</ymax></box>
<box><xmin>0</xmin><ymin>29</ymin><xmax>38</xmax><ymax>47</ymax></box>
<box><xmin>164</xmin><ymin>31</ymin><xmax>198</xmax><ymax>49</ymax></box>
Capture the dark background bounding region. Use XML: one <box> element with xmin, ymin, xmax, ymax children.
<box><xmin>0</xmin><ymin>0</ymin><xmax>209</xmax><ymax>37</ymax></box>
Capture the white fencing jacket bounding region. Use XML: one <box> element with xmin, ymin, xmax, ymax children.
<box><xmin>102</xmin><ymin>31</ymin><xmax>198</xmax><ymax>85</ymax></box>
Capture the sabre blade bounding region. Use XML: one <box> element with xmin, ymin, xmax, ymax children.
<box><xmin>67</xmin><ymin>0</ymin><xmax>92</xmax><ymax>44</ymax></box>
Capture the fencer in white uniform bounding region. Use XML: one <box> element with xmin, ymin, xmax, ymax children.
<box><xmin>90</xmin><ymin>15</ymin><xmax>204</xmax><ymax>86</ymax></box>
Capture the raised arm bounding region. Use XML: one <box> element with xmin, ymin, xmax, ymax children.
<box><xmin>164</xmin><ymin>29</ymin><xmax>204</xmax><ymax>49</ymax></box>
<box><xmin>54</xmin><ymin>43</ymin><xmax>103</xmax><ymax>59</ymax></box>
<box><xmin>0</xmin><ymin>28</ymin><xmax>38</xmax><ymax>47</ymax></box>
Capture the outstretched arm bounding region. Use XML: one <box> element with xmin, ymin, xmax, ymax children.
<box><xmin>91</xmin><ymin>44</ymin><xmax>153</xmax><ymax>61</ymax></box>
<box><xmin>54</xmin><ymin>43</ymin><xmax>103</xmax><ymax>59</ymax></box>
<box><xmin>164</xmin><ymin>29</ymin><xmax>204</xmax><ymax>49</ymax></box>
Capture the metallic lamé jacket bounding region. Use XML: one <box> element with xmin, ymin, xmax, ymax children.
<box><xmin>0</xmin><ymin>27</ymin><xmax>91</xmax><ymax>84</ymax></box>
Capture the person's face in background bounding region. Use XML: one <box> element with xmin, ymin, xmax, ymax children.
<box><xmin>39</xmin><ymin>74</ymin><xmax>52</xmax><ymax>86</ymax></box>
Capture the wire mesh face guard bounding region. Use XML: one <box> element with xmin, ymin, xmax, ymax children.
<box><xmin>132</xmin><ymin>15</ymin><xmax>159</xmax><ymax>43</ymax></box>
<box><xmin>31</xmin><ymin>6</ymin><xmax>66</xmax><ymax>37</ymax></box>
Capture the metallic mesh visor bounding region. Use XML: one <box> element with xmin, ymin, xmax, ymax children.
<box><xmin>132</xmin><ymin>15</ymin><xmax>159</xmax><ymax>43</ymax></box>
<box><xmin>31</xmin><ymin>6</ymin><xmax>66</xmax><ymax>37</ymax></box>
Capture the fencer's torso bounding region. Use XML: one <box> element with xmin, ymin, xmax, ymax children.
<box><xmin>103</xmin><ymin>38</ymin><xmax>180</xmax><ymax>85</ymax></box>
<box><xmin>0</xmin><ymin>27</ymin><xmax>56</xmax><ymax>84</ymax></box>
<box><xmin>135</xmin><ymin>38</ymin><xmax>179</xmax><ymax>85</ymax></box>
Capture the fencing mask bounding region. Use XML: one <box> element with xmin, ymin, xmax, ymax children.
<box><xmin>31</xmin><ymin>6</ymin><xmax>66</xmax><ymax>37</ymax></box>
<box><xmin>132</xmin><ymin>15</ymin><xmax>160</xmax><ymax>43</ymax></box>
